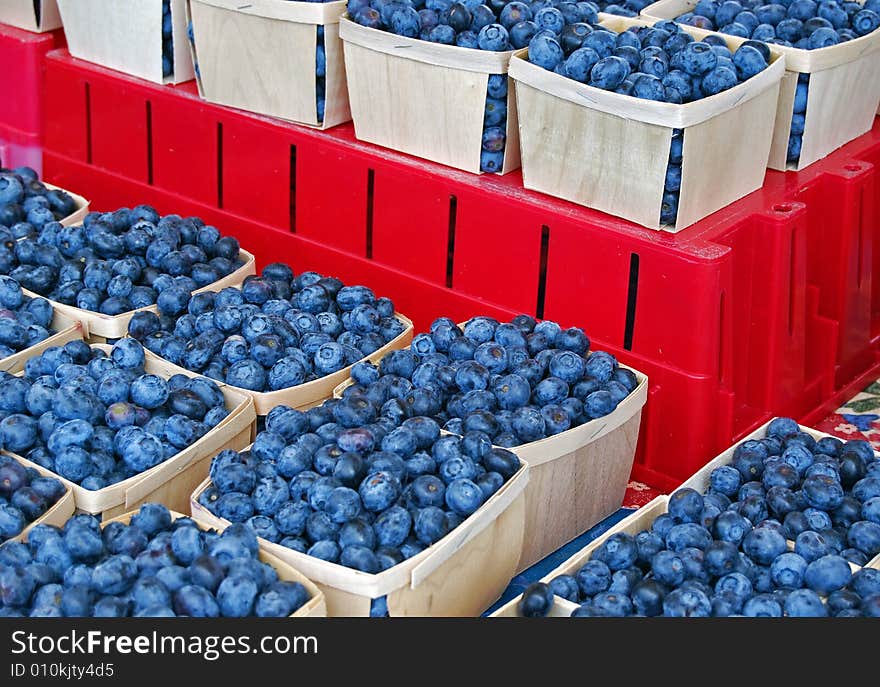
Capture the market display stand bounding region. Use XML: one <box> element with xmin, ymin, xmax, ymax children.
<box><xmin>28</xmin><ymin>46</ymin><xmax>880</xmax><ymax>492</ymax></box>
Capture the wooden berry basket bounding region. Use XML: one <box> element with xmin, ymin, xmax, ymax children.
<box><xmin>56</xmin><ymin>0</ymin><xmax>195</xmax><ymax>84</ymax></box>
<box><xmin>334</xmin><ymin>359</ymin><xmax>648</xmax><ymax>572</ymax></box>
<box><xmin>17</xmin><ymin>508</ymin><xmax>327</xmax><ymax>617</ymax></box>
<box><xmin>493</xmin><ymin>494</ymin><xmax>880</xmax><ymax>616</ymax></box>
<box><xmin>508</xmin><ymin>16</ymin><xmax>785</xmax><ymax>231</ymax></box>
<box><xmin>0</xmin><ymin>0</ymin><xmax>63</xmax><ymax>33</ymax></box>
<box><xmin>5</xmin><ymin>455</ymin><xmax>76</xmax><ymax>545</ymax></box>
<box><xmin>338</xmin><ymin>16</ymin><xmax>521</xmax><ymax>175</ymax></box>
<box><xmin>641</xmin><ymin>0</ymin><xmax>880</xmax><ymax>171</ymax></box>
<box><xmin>0</xmin><ymin>308</ymin><xmax>85</xmax><ymax>374</ymax></box>
<box><xmin>495</xmin><ymin>418</ymin><xmax>880</xmax><ymax>616</ymax></box>
<box><xmin>187</xmin><ymin>0</ymin><xmax>351</xmax><ymax>129</ymax></box>
<box><xmin>145</xmin><ymin>313</ymin><xmax>414</xmax><ymax>415</ymax></box>
<box><xmin>1</xmin><ymin>345</ymin><xmax>257</xmax><ymax>520</ymax></box>
<box><xmin>491</xmin><ymin>495</ymin><xmax>666</xmax><ymax>616</ymax></box>
<box><xmin>20</xmin><ymin>248</ymin><xmax>256</xmax><ymax>341</ymax></box>
<box><xmin>503</xmin><ymin>364</ymin><xmax>647</xmax><ymax>570</ymax></box>
<box><xmin>191</xmin><ymin>451</ymin><xmax>528</xmax><ymax>617</ymax></box>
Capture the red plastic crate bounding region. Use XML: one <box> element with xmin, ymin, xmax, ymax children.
<box><xmin>37</xmin><ymin>48</ymin><xmax>880</xmax><ymax>489</ymax></box>
<box><xmin>0</xmin><ymin>22</ymin><xmax>61</xmax><ymax>144</ymax></box>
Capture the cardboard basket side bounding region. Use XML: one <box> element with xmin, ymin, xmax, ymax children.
<box><xmin>22</xmin><ymin>248</ymin><xmax>256</xmax><ymax>340</ymax></box>
<box><xmin>191</xmin><ymin>457</ymin><xmax>529</xmax><ymax>616</ymax></box>
<box><xmin>190</xmin><ymin>0</ymin><xmax>350</xmax><ymax>129</ymax></box>
<box><xmin>0</xmin><ymin>0</ymin><xmax>62</xmax><ymax>32</ymax></box>
<box><xmin>195</xmin><ymin>0</ymin><xmax>346</xmax><ymax>24</ymax></box>
<box><xmin>2</xmin><ymin>343</ymin><xmax>256</xmax><ymax>519</ymax></box>
<box><xmin>514</xmin><ymin>408</ymin><xmax>644</xmax><ymax>571</ymax></box>
<box><xmin>340</xmin><ymin>16</ymin><xmax>521</xmax><ymax>175</ymax></box>
<box><xmin>99</xmin><ymin>509</ymin><xmax>327</xmax><ymax>617</ymax></box>
<box><xmin>57</xmin><ymin>0</ymin><xmax>195</xmax><ymax>84</ymax></box>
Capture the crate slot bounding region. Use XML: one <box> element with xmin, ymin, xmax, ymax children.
<box><xmin>365</xmin><ymin>168</ymin><xmax>374</xmax><ymax>259</ymax></box>
<box><xmin>289</xmin><ymin>143</ymin><xmax>297</xmax><ymax>233</ymax></box>
<box><xmin>216</xmin><ymin>121</ymin><xmax>223</xmax><ymax>208</ymax></box>
<box><xmin>536</xmin><ymin>224</ymin><xmax>550</xmax><ymax>320</ymax></box>
<box><xmin>445</xmin><ymin>195</ymin><xmax>457</xmax><ymax>289</ymax></box>
<box><xmin>624</xmin><ymin>253</ymin><xmax>640</xmax><ymax>351</ymax></box>
<box><xmin>85</xmin><ymin>81</ymin><xmax>93</xmax><ymax>164</ymax></box>
<box><xmin>146</xmin><ymin>100</ymin><xmax>154</xmax><ymax>185</ymax></box>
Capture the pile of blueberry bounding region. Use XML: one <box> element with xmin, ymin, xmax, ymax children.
<box><xmin>518</xmin><ymin>417</ymin><xmax>880</xmax><ymax>617</ymax></box>
<box><xmin>674</xmin><ymin>0</ymin><xmax>880</xmax><ymax>47</ymax></box>
<box><xmin>0</xmin><ymin>504</ymin><xmax>312</xmax><ymax>617</ymax></box>
<box><xmin>347</xmin><ymin>0</ymin><xmax>595</xmax><ymax>171</ymax></box>
<box><xmin>0</xmin><ymin>167</ymin><xmax>78</xmax><ymax>236</ymax></box>
<box><xmin>163</xmin><ymin>0</ymin><xmax>174</xmax><ymax>78</ymax></box>
<box><xmin>187</xmin><ymin>19</ymin><xmax>199</xmax><ymax>80</ymax></box>
<box><xmin>198</xmin><ymin>399</ymin><xmax>521</xmax><ymax>579</ymax></box>
<box><xmin>0</xmin><ymin>456</ymin><xmax>67</xmax><ymax>544</ymax></box>
<box><xmin>317</xmin><ymin>27</ymin><xmax>327</xmax><ymax>121</ymax></box>
<box><xmin>527</xmin><ymin>20</ymin><xmax>770</xmax><ymax>101</ymax></box>
<box><xmin>0</xmin><ymin>277</ymin><xmax>57</xmax><ymax>359</ymax></box>
<box><xmin>662</xmin><ymin>129</ymin><xmax>684</xmax><ymax>224</ymax></box>
<box><xmin>341</xmin><ymin>315</ymin><xmax>637</xmax><ymax>449</ymax></box>
<box><xmin>0</xmin><ymin>206</ymin><xmax>244</xmax><ymax>318</ymax></box>
<box><xmin>599</xmin><ymin>0</ymin><xmax>661</xmax><ymax>16</ymax></box>
<box><xmin>788</xmin><ymin>72</ymin><xmax>809</xmax><ymax>163</ymax></box>
<box><xmin>126</xmin><ymin>265</ymin><xmax>406</xmax><ymax>394</ymax></box>
<box><xmin>0</xmin><ymin>338</ymin><xmax>232</xmax><ymax>491</ymax></box>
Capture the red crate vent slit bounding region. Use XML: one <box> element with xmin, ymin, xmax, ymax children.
<box><xmin>39</xmin><ymin>48</ymin><xmax>880</xmax><ymax>492</ymax></box>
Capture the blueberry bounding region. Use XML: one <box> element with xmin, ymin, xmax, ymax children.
<box><xmin>663</xmin><ymin>587</ymin><xmax>712</xmax><ymax>617</ymax></box>
<box><xmin>709</xmin><ymin>465</ymin><xmax>742</xmax><ymax>497</ymax></box>
<box><xmin>594</xmin><ymin>532</ymin><xmax>638</xmax><ymax>571</ymax></box>
<box><xmin>802</xmin><ymin>474</ymin><xmax>845</xmax><ymax>510</ymax></box>
<box><xmin>110</xmin><ymin>338</ymin><xmax>145</xmax><ymax>370</ymax></box>
<box><xmin>783</xmin><ymin>588</ymin><xmax>828</xmax><ymax>617</ymax></box>
<box><xmin>801</xmin><ymin>553</ymin><xmax>852</xmax><ymax>595</ymax></box>
<box><xmin>590</xmin><ymin>55</ymin><xmax>630</xmax><ymax>89</ymax></box>
<box><xmin>445</xmin><ymin>478</ymin><xmax>484</xmax><ymax>516</ymax></box>
<box><xmin>668</xmin><ymin>488</ymin><xmax>704</xmax><ymax>523</ymax></box>
<box><xmin>254</xmin><ymin>581</ymin><xmax>308</xmax><ymax>617</ymax></box>
<box><xmin>629</xmin><ymin>579</ymin><xmax>664</xmax><ymax>617</ymax></box>
<box><xmin>576</xmin><ymin>559</ymin><xmax>611</xmax><ymax>596</ymax></box>
<box><xmin>414</xmin><ymin>506</ymin><xmax>449</xmax><ymax>545</ymax></box>
<box><xmin>359</xmin><ymin>471</ymin><xmax>401</xmax><ymax>512</ymax></box>
<box><xmin>651</xmin><ymin>550</ymin><xmax>685</xmax><ymax>587</ymax></box>
<box><xmin>848</xmin><ymin>520</ymin><xmax>880</xmax><ymax>556</ymax></box>
<box><xmin>700</xmin><ymin>65</ymin><xmax>737</xmax><ymax>95</ymax></box>
<box><xmin>666</xmin><ymin>523</ymin><xmax>713</xmax><ymax>553</ymax></box>
<box><xmin>529</xmin><ymin>33</ymin><xmax>564</xmax><ymax>70</ymax></box>
<box><xmin>173</xmin><ymin>585</ymin><xmax>219</xmax><ymax>618</ymax></box>
<box><xmin>547</xmin><ymin>574</ymin><xmax>579</xmax><ymax>603</ymax></box>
